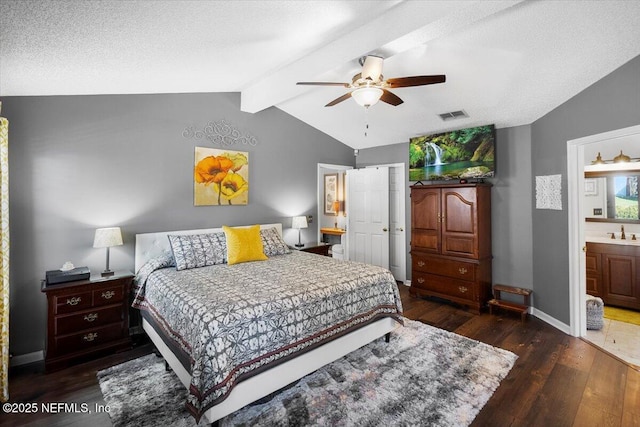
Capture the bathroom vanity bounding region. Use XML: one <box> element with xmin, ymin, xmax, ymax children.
<box><xmin>586</xmin><ymin>239</ymin><xmax>640</xmax><ymax>310</ymax></box>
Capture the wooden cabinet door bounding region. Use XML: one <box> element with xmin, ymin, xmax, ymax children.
<box><xmin>411</xmin><ymin>188</ymin><xmax>440</xmax><ymax>253</ymax></box>
<box><xmin>441</xmin><ymin>187</ymin><xmax>478</xmax><ymax>258</ymax></box>
<box><xmin>585</xmin><ymin>252</ymin><xmax>601</xmax><ymax>297</ymax></box>
<box><xmin>602</xmin><ymin>253</ymin><xmax>639</xmax><ymax>309</ymax></box>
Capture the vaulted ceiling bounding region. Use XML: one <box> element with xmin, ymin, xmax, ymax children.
<box><xmin>1</xmin><ymin>0</ymin><xmax>640</xmax><ymax>149</ymax></box>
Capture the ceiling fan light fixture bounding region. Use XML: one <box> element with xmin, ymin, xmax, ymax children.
<box><xmin>352</xmin><ymin>87</ymin><xmax>383</xmax><ymax>108</ymax></box>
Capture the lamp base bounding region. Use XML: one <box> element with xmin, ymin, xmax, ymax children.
<box><xmin>294</xmin><ymin>243</ymin><xmax>304</xmax><ymax>248</ymax></box>
<box><xmin>101</xmin><ymin>270</ymin><xmax>115</xmax><ymax>277</ymax></box>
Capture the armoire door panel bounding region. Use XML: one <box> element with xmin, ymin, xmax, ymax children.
<box><xmin>411</xmin><ymin>230</ymin><xmax>439</xmax><ymax>253</ymax></box>
<box><xmin>442</xmin><ymin>188</ymin><xmax>477</xmax><ymax>235</ymax></box>
<box><xmin>442</xmin><ymin>235</ymin><xmax>476</xmax><ymax>258</ymax></box>
<box><xmin>411</xmin><ymin>189</ymin><xmax>440</xmax><ymax>231</ymax></box>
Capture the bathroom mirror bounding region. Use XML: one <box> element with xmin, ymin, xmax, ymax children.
<box><xmin>584</xmin><ymin>172</ymin><xmax>640</xmax><ymax>223</ymax></box>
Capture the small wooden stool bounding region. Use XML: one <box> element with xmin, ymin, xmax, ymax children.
<box><xmin>488</xmin><ymin>284</ymin><xmax>532</xmax><ymax>322</ymax></box>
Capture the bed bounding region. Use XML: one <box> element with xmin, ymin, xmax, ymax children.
<box><xmin>132</xmin><ymin>223</ymin><xmax>403</xmax><ymax>423</ymax></box>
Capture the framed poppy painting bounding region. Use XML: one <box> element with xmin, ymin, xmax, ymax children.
<box><xmin>194</xmin><ymin>147</ymin><xmax>249</xmax><ymax>206</ymax></box>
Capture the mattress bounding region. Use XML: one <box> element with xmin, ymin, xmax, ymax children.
<box><xmin>132</xmin><ymin>250</ymin><xmax>403</xmax><ymax>421</ymax></box>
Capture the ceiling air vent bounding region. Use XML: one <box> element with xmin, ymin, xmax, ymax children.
<box><xmin>438</xmin><ymin>110</ymin><xmax>468</xmax><ymax>121</ymax></box>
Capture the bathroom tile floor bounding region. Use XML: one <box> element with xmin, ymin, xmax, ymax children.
<box><xmin>585</xmin><ymin>318</ymin><xmax>640</xmax><ymax>368</ymax></box>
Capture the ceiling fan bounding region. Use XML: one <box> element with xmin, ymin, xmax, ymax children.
<box><xmin>297</xmin><ymin>55</ymin><xmax>446</xmax><ymax>108</ymax></box>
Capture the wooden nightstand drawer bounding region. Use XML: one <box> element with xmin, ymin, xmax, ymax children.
<box><xmin>93</xmin><ymin>285</ymin><xmax>124</xmax><ymax>306</ymax></box>
<box><xmin>42</xmin><ymin>270</ymin><xmax>134</xmax><ymax>372</ymax></box>
<box><xmin>54</xmin><ymin>291</ymin><xmax>93</xmax><ymax>314</ymax></box>
<box><xmin>55</xmin><ymin>323</ymin><xmax>125</xmax><ymax>354</ymax></box>
<box><xmin>55</xmin><ymin>305</ymin><xmax>124</xmax><ymax>336</ymax></box>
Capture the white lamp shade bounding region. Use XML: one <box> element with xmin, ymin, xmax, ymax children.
<box><xmin>291</xmin><ymin>216</ymin><xmax>308</xmax><ymax>230</ymax></box>
<box><xmin>93</xmin><ymin>227</ymin><xmax>123</xmax><ymax>248</ymax></box>
<box><xmin>352</xmin><ymin>87</ymin><xmax>383</xmax><ymax>107</ymax></box>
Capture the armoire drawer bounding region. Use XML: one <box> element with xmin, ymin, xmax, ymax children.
<box><xmin>412</xmin><ymin>255</ymin><xmax>476</xmax><ymax>281</ymax></box>
<box><xmin>412</xmin><ymin>271</ymin><xmax>477</xmax><ymax>302</ymax></box>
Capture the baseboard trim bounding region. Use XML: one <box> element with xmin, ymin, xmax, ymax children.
<box><xmin>531</xmin><ymin>307</ymin><xmax>572</xmax><ymax>336</ymax></box>
<box><xmin>10</xmin><ymin>350</ymin><xmax>44</xmax><ymax>367</ymax></box>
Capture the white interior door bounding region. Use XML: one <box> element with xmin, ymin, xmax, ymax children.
<box><xmin>367</xmin><ymin>163</ymin><xmax>406</xmax><ymax>281</ymax></box>
<box><xmin>388</xmin><ymin>165</ymin><xmax>406</xmax><ymax>282</ymax></box>
<box><xmin>346</xmin><ymin>167</ymin><xmax>389</xmax><ymax>268</ymax></box>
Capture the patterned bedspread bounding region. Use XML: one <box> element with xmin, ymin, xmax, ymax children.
<box><xmin>132</xmin><ymin>250</ymin><xmax>403</xmax><ymax>421</ymax></box>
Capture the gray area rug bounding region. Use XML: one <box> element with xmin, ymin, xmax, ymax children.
<box><xmin>97</xmin><ymin>319</ymin><xmax>517</xmax><ymax>426</ymax></box>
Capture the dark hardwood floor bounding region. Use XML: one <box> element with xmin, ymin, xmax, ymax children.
<box><xmin>3</xmin><ymin>284</ymin><xmax>639</xmax><ymax>426</ymax></box>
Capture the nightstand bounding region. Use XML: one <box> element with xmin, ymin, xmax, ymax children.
<box><xmin>41</xmin><ymin>270</ymin><xmax>134</xmax><ymax>372</ymax></box>
<box><xmin>289</xmin><ymin>242</ymin><xmax>331</xmax><ymax>257</ymax></box>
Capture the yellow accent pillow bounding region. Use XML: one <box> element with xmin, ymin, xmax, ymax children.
<box><xmin>222</xmin><ymin>225</ymin><xmax>268</xmax><ymax>265</ymax></box>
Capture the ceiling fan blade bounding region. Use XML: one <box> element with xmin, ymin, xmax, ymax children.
<box><xmin>297</xmin><ymin>82</ymin><xmax>350</xmax><ymax>87</ymax></box>
<box><xmin>325</xmin><ymin>92</ymin><xmax>352</xmax><ymax>107</ymax></box>
<box><xmin>380</xmin><ymin>89</ymin><xmax>403</xmax><ymax>106</ymax></box>
<box><xmin>361</xmin><ymin>56</ymin><xmax>384</xmax><ymax>81</ymax></box>
<box><xmin>386</xmin><ymin>75</ymin><xmax>446</xmax><ymax>88</ymax></box>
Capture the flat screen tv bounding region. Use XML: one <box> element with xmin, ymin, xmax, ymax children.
<box><xmin>409</xmin><ymin>124</ymin><xmax>495</xmax><ymax>181</ymax></box>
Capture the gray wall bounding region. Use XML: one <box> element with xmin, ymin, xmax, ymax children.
<box><xmin>356</xmin><ymin>54</ymin><xmax>640</xmax><ymax>324</ymax></box>
<box><xmin>355</xmin><ymin>126</ymin><xmax>534</xmax><ymax>291</ymax></box>
<box><xmin>491</xmin><ymin>125</ymin><xmax>533</xmax><ymax>289</ymax></box>
<box><xmin>4</xmin><ymin>92</ymin><xmax>354</xmax><ymax>356</ymax></box>
<box><xmin>530</xmin><ymin>54</ymin><xmax>640</xmax><ymax>324</ymax></box>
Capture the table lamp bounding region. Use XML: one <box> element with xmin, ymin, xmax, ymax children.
<box><xmin>332</xmin><ymin>200</ymin><xmax>341</xmax><ymax>228</ymax></box>
<box><xmin>93</xmin><ymin>227</ymin><xmax>123</xmax><ymax>276</ymax></box>
<box><xmin>291</xmin><ymin>216</ymin><xmax>308</xmax><ymax>248</ymax></box>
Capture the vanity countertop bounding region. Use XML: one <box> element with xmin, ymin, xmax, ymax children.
<box><xmin>586</xmin><ymin>235</ymin><xmax>640</xmax><ymax>246</ymax></box>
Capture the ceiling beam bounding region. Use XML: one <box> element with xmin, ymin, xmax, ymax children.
<box><xmin>240</xmin><ymin>0</ymin><xmax>524</xmax><ymax>114</ymax></box>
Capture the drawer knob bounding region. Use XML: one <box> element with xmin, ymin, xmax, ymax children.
<box><xmin>458</xmin><ymin>286</ymin><xmax>468</xmax><ymax>293</ymax></box>
<box><xmin>84</xmin><ymin>313</ymin><xmax>98</xmax><ymax>322</ymax></box>
<box><xmin>417</xmin><ymin>261</ymin><xmax>425</xmax><ymax>267</ymax></box>
<box><xmin>417</xmin><ymin>277</ymin><xmax>425</xmax><ymax>284</ymax></box>
<box><xmin>83</xmin><ymin>332</ymin><xmax>98</xmax><ymax>342</ymax></box>
<box><xmin>66</xmin><ymin>297</ymin><xmax>81</xmax><ymax>306</ymax></box>
<box><xmin>101</xmin><ymin>290</ymin><xmax>115</xmax><ymax>300</ymax></box>
<box><xmin>458</xmin><ymin>267</ymin><xmax>468</xmax><ymax>275</ymax></box>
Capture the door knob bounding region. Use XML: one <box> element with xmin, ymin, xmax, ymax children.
<box><xmin>383</xmin><ymin>228</ymin><xmax>388</xmax><ymax>232</ymax></box>
<box><xmin>397</xmin><ymin>227</ymin><xmax>404</xmax><ymax>232</ymax></box>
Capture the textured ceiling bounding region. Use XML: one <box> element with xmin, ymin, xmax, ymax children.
<box><xmin>1</xmin><ymin>0</ymin><xmax>640</xmax><ymax>149</ymax></box>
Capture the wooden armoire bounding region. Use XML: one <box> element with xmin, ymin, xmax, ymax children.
<box><xmin>410</xmin><ymin>183</ymin><xmax>492</xmax><ymax>313</ymax></box>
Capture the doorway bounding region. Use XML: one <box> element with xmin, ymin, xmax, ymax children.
<box><xmin>317</xmin><ymin>163</ymin><xmax>352</xmax><ymax>248</ymax></box>
<box><xmin>567</xmin><ymin>124</ymin><xmax>640</xmax><ymax>367</ymax></box>
<box><xmin>318</xmin><ymin>162</ymin><xmax>407</xmax><ymax>282</ymax></box>
<box><xmin>366</xmin><ymin>163</ymin><xmax>407</xmax><ymax>282</ymax></box>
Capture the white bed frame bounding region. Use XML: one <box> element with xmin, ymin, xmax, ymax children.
<box><xmin>135</xmin><ymin>223</ymin><xmax>399</xmax><ymax>424</ymax></box>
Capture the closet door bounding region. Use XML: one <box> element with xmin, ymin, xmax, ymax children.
<box><xmin>347</xmin><ymin>167</ymin><xmax>389</xmax><ymax>268</ymax></box>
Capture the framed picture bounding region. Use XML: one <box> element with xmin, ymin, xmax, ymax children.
<box><xmin>584</xmin><ymin>178</ymin><xmax>598</xmax><ymax>196</ymax></box>
<box><xmin>194</xmin><ymin>146</ymin><xmax>249</xmax><ymax>206</ymax></box>
<box><xmin>324</xmin><ymin>173</ymin><xmax>338</xmax><ymax>214</ymax></box>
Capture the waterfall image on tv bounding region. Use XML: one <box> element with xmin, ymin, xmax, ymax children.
<box><xmin>409</xmin><ymin>124</ymin><xmax>495</xmax><ymax>181</ymax></box>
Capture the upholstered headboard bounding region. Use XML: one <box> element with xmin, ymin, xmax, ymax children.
<box><xmin>134</xmin><ymin>223</ymin><xmax>283</xmax><ymax>273</ymax></box>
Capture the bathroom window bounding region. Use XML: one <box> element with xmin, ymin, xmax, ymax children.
<box><xmin>608</xmin><ymin>175</ymin><xmax>639</xmax><ymax>220</ymax></box>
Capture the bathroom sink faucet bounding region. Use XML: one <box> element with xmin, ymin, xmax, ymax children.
<box><xmin>621</xmin><ymin>225</ymin><xmax>626</xmax><ymax>240</ymax></box>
